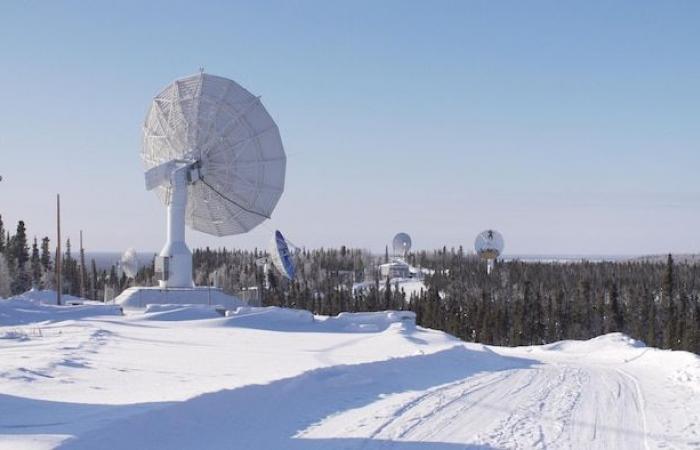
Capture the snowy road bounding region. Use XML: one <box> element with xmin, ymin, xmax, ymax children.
<box><xmin>295</xmin><ymin>339</ymin><xmax>699</xmax><ymax>450</ymax></box>
<box><xmin>0</xmin><ymin>301</ymin><xmax>698</xmax><ymax>449</ymax></box>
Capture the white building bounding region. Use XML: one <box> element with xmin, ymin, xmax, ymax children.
<box><xmin>378</xmin><ymin>259</ymin><xmax>411</xmax><ymax>280</ymax></box>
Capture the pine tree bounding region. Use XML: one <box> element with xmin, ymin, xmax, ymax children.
<box><xmin>594</xmin><ymin>291</ymin><xmax>605</xmax><ymax>336</ymax></box>
<box><xmin>532</xmin><ymin>291</ymin><xmax>546</xmax><ymax>344</ymax></box>
<box><xmin>677</xmin><ymin>291</ymin><xmax>688</xmax><ymax>348</ymax></box>
<box><xmin>0</xmin><ymin>254</ymin><xmax>11</xmax><ymax>298</ymax></box>
<box><xmin>40</xmin><ymin>237</ymin><xmax>51</xmax><ymax>271</ymax></box>
<box><xmin>383</xmin><ymin>277</ymin><xmax>391</xmax><ymax>310</ymax></box>
<box><xmin>573</xmin><ymin>280</ymin><xmax>592</xmax><ymax>339</ymax></box>
<box><xmin>30</xmin><ymin>237</ymin><xmax>42</xmax><ymax>288</ymax></box>
<box><xmin>91</xmin><ymin>259</ymin><xmax>98</xmax><ymax>300</ymax></box>
<box><xmin>13</xmin><ymin>220</ymin><xmax>29</xmax><ymax>270</ymax></box>
<box><xmin>10</xmin><ymin>220</ymin><xmax>31</xmax><ymax>294</ymax></box>
<box><xmin>511</xmin><ymin>282</ymin><xmax>530</xmax><ymax>346</ymax></box>
<box><xmin>646</xmin><ymin>296</ymin><xmax>657</xmax><ymax>348</ymax></box>
<box><xmin>662</xmin><ymin>254</ymin><xmax>677</xmax><ymax>349</ymax></box>
<box><xmin>606</xmin><ymin>282</ymin><xmax>624</xmax><ymax>333</ymax></box>
<box><xmin>556</xmin><ymin>289</ymin><xmax>569</xmax><ymax>340</ymax></box>
<box><xmin>0</xmin><ymin>214</ymin><xmax>5</xmax><ymax>254</ymax></box>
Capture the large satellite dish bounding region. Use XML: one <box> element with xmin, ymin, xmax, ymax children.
<box><xmin>142</xmin><ymin>72</ymin><xmax>286</xmax><ymax>288</ymax></box>
<box><xmin>392</xmin><ymin>232</ymin><xmax>412</xmax><ymax>258</ymax></box>
<box><xmin>120</xmin><ymin>248</ymin><xmax>139</xmax><ymax>279</ymax></box>
<box><xmin>474</xmin><ymin>229</ymin><xmax>504</xmax><ymax>274</ymax></box>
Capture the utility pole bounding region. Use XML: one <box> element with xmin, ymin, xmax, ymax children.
<box><xmin>79</xmin><ymin>230</ymin><xmax>86</xmax><ymax>299</ymax></box>
<box><xmin>56</xmin><ymin>194</ymin><xmax>62</xmax><ymax>306</ymax></box>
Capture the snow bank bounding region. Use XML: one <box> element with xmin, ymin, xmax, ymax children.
<box><xmin>137</xmin><ymin>304</ymin><xmax>224</xmax><ymax>321</ymax></box>
<box><xmin>0</xmin><ymin>297</ymin><xmax>122</xmax><ymax>326</ymax></box>
<box><xmin>215</xmin><ymin>308</ymin><xmax>418</xmax><ymax>334</ymax></box>
<box><xmin>542</xmin><ymin>333</ymin><xmax>646</xmax><ymax>353</ymax></box>
<box><xmin>327</xmin><ymin>311</ymin><xmax>416</xmax><ymax>332</ymax></box>
<box><xmin>0</xmin><ymin>329</ymin><xmax>30</xmax><ymax>341</ymax></box>
<box><xmin>222</xmin><ymin>306</ymin><xmax>315</xmax><ymax>329</ymax></box>
<box><xmin>541</xmin><ymin>333</ymin><xmax>700</xmax><ymax>393</ymax></box>
<box><xmin>10</xmin><ymin>289</ymin><xmax>83</xmax><ymax>305</ymax></box>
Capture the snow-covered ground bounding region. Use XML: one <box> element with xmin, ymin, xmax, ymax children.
<box><xmin>0</xmin><ymin>297</ymin><xmax>698</xmax><ymax>449</ymax></box>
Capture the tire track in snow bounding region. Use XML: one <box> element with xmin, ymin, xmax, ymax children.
<box><xmin>484</xmin><ymin>365</ymin><xmax>586</xmax><ymax>449</ymax></box>
<box><xmin>411</xmin><ymin>369</ymin><xmax>541</xmax><ymax>443</ymax></box>
<box><xmin>366</xmin><ymin>370</ymin><xmax>515</xmax><ymax>442</ymax></box>
<box><xmin>615</xmin><ymin>368</ymin><xmax>651</xmax><ymax>450</ymax></box>
<box><xmin>370</xmin><ymin>372</ymin><xmax>508</xmax><ymax>438</ymax></box>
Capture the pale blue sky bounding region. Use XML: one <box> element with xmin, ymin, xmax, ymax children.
<box><xmin>1</xmin><ymin>1</ymin><xmax>698</xmax><ymax>254</ymax></box>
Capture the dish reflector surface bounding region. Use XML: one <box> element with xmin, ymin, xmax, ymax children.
<box><xmin>392</xmin><ymin>232</ymin><xmax>412</xmax><ymax>256</ymax></box>
<box><xmin>142</xmin><ymin>73</ymin><xmax>286</xmax><ymax>236</ymax></box>
<box><xmin>269</xmin><ymin>230</ymin><xmax>295</xmax><ymax>280</ymax></box>
<box><xmin>474</xmin><ymin>229</ymin><xmax>504</xmax><ymax>259</ymax></box>
<box><xmin>120</xmin><ymin>248</ymin><xmax>139</xmax><ymax>279</ymax></box>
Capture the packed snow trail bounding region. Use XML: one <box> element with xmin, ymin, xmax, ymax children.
<box><xmin>0</xmin><ymin>301</ymin><xmax>698</xmax><ymax>449</ymax></box>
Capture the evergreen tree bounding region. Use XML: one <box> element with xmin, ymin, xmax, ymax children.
<box><xmin>40</xmin><ymin>237</ymin><xmax>51</xmax><ymax>271</ymax></box>
<box><xmin>91</xmin><ymin>259</ymin><xmax>98</xmax><ymax>300</ymax></box>
<box><xmin>510</xmin><ymin>282</ymin><xmax>530</xmax><ymax>346</ymax></box>
<box><xmin>661</xmin><ymin>254</ymin><xmax>677</xmax><ymax>348</ymax></box>
<box><xmin>606</xmin><ymin>282</ymin><xmax>624</xmax><ymax>333</ymax></box>
<box><xmin>0</xmin><ymin>214</ymin><xmax>5</xmax><ymax>254</ymax></box>
<box><xmin>383</xmin><ymin>277</ymin><xmax>392</xmax><ymax>309</ymax></box>
<box><xmin>646</xmin><ymin>296</ymin><xmax>657</xmax><ymax>348</ymax></box>
<box><xmin>13</xmin><ymin>220</ymin><xmax>29</xmax><ymax>270</ymax></box>
<box><xmin>0</xmin><ymin>254</ymin><xmax>11</xmax><ymax>298</ymax></box>
<box><xmin>30</xmin><ymin>237</ymin><xmax>42</xmax><ymax>288</ymax></box>
<box><xmin>10</xmin><ymin>220</ymin><xmax>31</xmax><ymax>293</ymax></box>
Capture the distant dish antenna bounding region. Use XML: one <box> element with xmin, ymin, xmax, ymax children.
<box><xmin>392</xmin><ymin>232</ymin><xmax>412</xmax><ymax>258</ymax></box>
<box><xmin>475</xmin><ymin>229</ymin><xmax>504</xmax><ymax>275</ymax></box>
<box><xmin>256</xmin><ymin>230</ymin><xmax>296</xmax><ymax>287</ymax></box>
<box><xmin>142</xmin><ymin>72</ymin><xmax>286</xmax><ymax>288</ymax></box>
<box><xmin>120</xmin><ymin>248</ymin><xmax>139</xmax><ymax>279</ymax></box>
<box><xmin>270</xmin><ymin>230</ymin><xmax>296</xmax><ymax>280</ymax></box>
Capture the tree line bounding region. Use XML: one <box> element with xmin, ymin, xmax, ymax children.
<box><xmin>411</xmin><ymin>249</ymin><xmax>699</xmax><ymax>354</ymax></box>
<box><xmin>1</xmin><ymin>214</ymin><xmax>697</xmax><ymax>354</ymax></box>
<box><xmin>189</xmin><ymin>246</ymin><xmax>700</xmax><ymax>354</ymax></box>
<box><xmin>0</xmin><ymin>214</ymin><xmax>118</xmax><ymax>300</ymax></box>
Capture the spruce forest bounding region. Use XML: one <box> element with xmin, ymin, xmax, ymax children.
<box><xmin>1</xmin><ymin>214</ymin><xmax>698</xmax><ymax>354</ymax></box>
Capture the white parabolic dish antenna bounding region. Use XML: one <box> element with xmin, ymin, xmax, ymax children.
<box><xmin>120</xmin><ymin>248</ymin><xmax>139</xmax><ymax>279</ymax></box>
<box><xmin>392</xmin><ymin>232</ymin><xmax>412</xmax><ymax>257</ymax></box>
<box><xmin>269</xmin><ymin>230</ymin><xmax>296</xmax><ymax>280</ymax></box>
<box><xmin>475</xmin><ymin>229</ymin><xmax>504</xmax><ymax>274</ymax></box>
<box><xmin>142</xmin><ymin>72</ymin><xmax>286</xmax><ymax>288</ymax></box>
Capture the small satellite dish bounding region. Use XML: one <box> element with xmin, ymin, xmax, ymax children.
<box><xmin>475</xmin><ymin>229</ymin><xmax>504</xmax><ymax>274</ymax></box>
<box><xmin>141</xmin><ymin>72</ymin><xmax>286</xmax><ymax>288</ymax></box>
<box><xmin>120</xmin><ymin>248</ymin><xmax>139</xmax><ymax>279</ymax></box>
<box><xmin>392</xmin><ymin>232</ymin><xmax>412</xmax><ymax>258</ymax></box>
<box><xmin>269</xmin><ymin>230</ymin><xmax>296</xmax><ymax>280</ymax></box>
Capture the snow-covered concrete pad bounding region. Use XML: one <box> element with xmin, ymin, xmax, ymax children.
<box><xmin>114</xmin><ymin>286</ymin><xmax>245</xmax><ymax>310</ymax></box>
<box><xmin>0</xmin><ymin>299</ymin><xmax>698</xmax><ymax>450</ymax></box>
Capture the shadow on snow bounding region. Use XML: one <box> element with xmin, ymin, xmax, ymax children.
<box><xmin>47</xmin><ymin>346</ymin><xmax>531</xmax><ymax>449</ymax></box>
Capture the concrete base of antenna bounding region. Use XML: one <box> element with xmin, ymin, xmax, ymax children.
<box><xmin>114</xmin><ymin>286</ymin><xmax>246</xmax><ymax>311</ymax></box>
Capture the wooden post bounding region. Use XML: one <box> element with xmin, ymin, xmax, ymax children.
<box><xmin>56</xmin><ymin>194</ymin><xmax>62</xmax><ymax>306</ymax></box>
